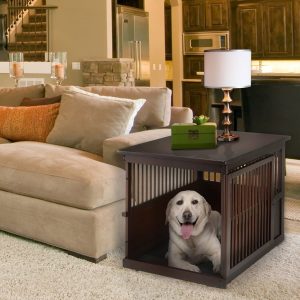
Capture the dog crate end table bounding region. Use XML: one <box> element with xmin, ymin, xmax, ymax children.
<box><xmin>120</xmin><ymin>131</ymin><xmax>290</xmax><ymax>288</ymax></box>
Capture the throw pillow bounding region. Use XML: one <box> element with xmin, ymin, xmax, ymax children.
<box><xmin>45</xmin><ymin>84</ymin><xmax>91</xmax><ymax>98</ymax></box>
<box><xmin>20</xmin><ymin>95</ymin><xmax>61</xmax><ymax>106</ymax></box>
<box><xmin>46</xmin><ymin>88</ymin><xmax>146</xmax><ymax>155</ymax></box>
<box><xmin>0</xmin><ymin>103</ymin><xmax>60</xmax><ymax>142</ymax></box>
<box><xmin>88</xmin><ymin>86</ymin><xmax>172</xmax><ymax>132</ymax></box>
<box><xmin>0</xmin><ymin>84</ymin><xmax>45</xmax><ymax>107</ymax></box>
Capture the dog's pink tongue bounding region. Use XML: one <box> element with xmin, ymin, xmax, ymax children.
<box><xmin>181</xmin><ymin>224</ymin><xmax>193</xmax><ymax>240</ymax></box>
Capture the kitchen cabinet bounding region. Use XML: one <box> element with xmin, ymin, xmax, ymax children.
<box><xmin>263</xmin><ymin>1</ymin><xmax>293</xmax><ymax>57</ymax></box>
<box><xmin>182</xmin><ymin>0</ymin><xmax>229</xmax><ymax>32</ymax></box>
<box><xmin>293</xmin><ymin>0</ymin><xmax>300</xmax><ymax>56</ymax></box>
<box><xmin>182</xmin><ymin>82</ymin><xmax>209</xmax><ymax>116</ymax></box>
<box><xmin>234</xmin><ymin>2</ymin><xmax>263</xmax><ymax>57</ymax></box>
<box><xmin>183</xmin><ymin>56</ymin><xmax>204</xmax><ymax>80</ymax></box>
<box><xmin>232</xmin><ymin>0</ymin><xmax>294</xmax><ymax>58</ymax></box>
<box><xmin>183</xmin><ymin>0</ymin><xmax>205</xmax><ymax>32</ymax></box>
<box><xmin>116</xmin><ymin>0</ymin><xmax>144</xmax><ymax>9</ymax></box>
<box><xmin>205</xmin><ymin>0</ymin><xmax>229</xmax><ymax>30</ymax></box>
<box><xmin>165</xmin><ymin>4</ymin><xmax>172</xmax><ymax>60</ymax></box>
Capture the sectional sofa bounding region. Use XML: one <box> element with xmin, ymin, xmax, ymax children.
<box><xmin>0</xmin><ymin>84</ymin><xmax>192</xmax><ymax>262</ymax></box>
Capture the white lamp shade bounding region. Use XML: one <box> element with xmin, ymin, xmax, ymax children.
<box><xmin>204</xmin><ymin>50</ymin><xmax>251</xmax><ymax>88</ymax></box>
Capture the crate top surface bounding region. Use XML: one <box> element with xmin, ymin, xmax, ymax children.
<box><xmin>120</xmin><ymin>131</ymin><xmax>290</xmax><ymax>170</ymax></box>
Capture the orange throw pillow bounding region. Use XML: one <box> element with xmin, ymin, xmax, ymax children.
<box><xmin>0</xmin><ymin>103</ymin><xmax>60</xmax><ymax>142</ymax></box>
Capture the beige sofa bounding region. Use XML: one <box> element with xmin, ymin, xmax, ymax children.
<box><xmin>0</xmin><ymin>84</ymin><xmax>192</xmax><ymax>262</ymax></box>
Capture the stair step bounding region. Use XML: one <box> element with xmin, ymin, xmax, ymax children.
<box><xmin>8</xmin><ymin>42</ymin><xmax>47</xmax><ymax>51</ymax></box>
<box><xmin>35</xmin><ymin>8</ymin><xmax>47</xmax><ymax>14</ymax></box>
<box><xmin>22</xmin><ymin>22</ymin><xmax>47</xmax><ymax>32</ymax></box>
<box><xmin>15</xmin><ymin>32</ymin><xmax>47</xmax><ymax>42</ymax></box>
<box><xmin>24</xmin><ymin>51</ymin><xmax>46</xmax><ymax>62</ymax></box>
<box><xmin>29</xmin><ymin>14</ymin><xmax>46</xmax><ymax>23</ymax></box>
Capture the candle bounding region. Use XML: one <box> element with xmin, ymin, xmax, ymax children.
<box><xmin>55</xmin><ymin>63</ymin><xmax>65</xmax><ymax>79</ymax></box>
<box><xmin>12</xmin><ymin>62</ymin><xmax>23</xmax><ymax>78</ymax></box>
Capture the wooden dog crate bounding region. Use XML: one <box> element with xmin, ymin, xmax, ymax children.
<box><xmin>120</xmin><ymin>132</ymin><xmax>289</xmax><ymax>288</ymax></box>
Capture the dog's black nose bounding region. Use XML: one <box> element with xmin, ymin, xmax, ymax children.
<box><xmin>183</xmin><ymin>210</ymin><xmax>192</xmax><ymax>221</ymax></box>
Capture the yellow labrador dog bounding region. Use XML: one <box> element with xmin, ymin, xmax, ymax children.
<box><xmin>166</xmin><ymin>190</ymin><xmax>221</xmax><ymax>273</ymax></box>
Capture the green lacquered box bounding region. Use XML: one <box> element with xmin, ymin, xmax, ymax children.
<box><xmin>171</xmin><ymin>123</ymin><xmax>217</xmax><ymax>149</ymax></box>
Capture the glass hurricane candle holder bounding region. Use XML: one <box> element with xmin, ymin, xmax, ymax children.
<box><xmin>50</xmin><ymin>52</ymin><xmax>67</xmax><ymax>85</ymax></box>
<box><xmin>9</xmin><ymin>52</ymin><xmax>24</xmax><ymax>87</ymax></box>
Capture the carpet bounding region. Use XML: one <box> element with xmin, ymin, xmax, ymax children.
<box><xmin>0</xmin><ymin>232</ymin><xmax>299</xmax><ymax>300</ymax></box>
<box><xmin>285</xmin><ymin>159</ymin><xmax>300</xmax><ymax>221</ymax></box>
<box><xmin>285</xmin><ymin>198</ymin><xmax>300</xmax><ymax>221</ymax></box>
<box><xmin>0</xmin><ymin>159</ymin><xmax>299</xmax><ymax>300</ymax></box>
<box><xmin>286</xmin><ymin>159</ymin><xmax>300</xmax><ymax>201</ymax></box>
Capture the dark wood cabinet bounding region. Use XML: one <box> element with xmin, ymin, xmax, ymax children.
<box><xmin>165</xmin><ymin>4</ymin><xmax>172</xmax><ymax>60</ymax></box>
<box><xmin>232</xmin><ymin>0</ymin><xmax>295</xmax><ymax>58</ymax></box>
<box><xmin>182</xmin><ymin>82</ymin><xmax>209</xmax><ymax>116</ymax></box>
<box><xmin>293</xmin><ymin>0</ymin><xmax>300</xmax><ymax>56</ymax></box>
<box><xmin>183</xmin><ymin>0</ymin><xmax>229</xmax><ymax>32</ymax></box>
<box><xmin>205</xmin><ymin>0</ymin><xmax>229</xmax><ymax>30</ymax></box>
<box><xmin>183</xmin><ymin>0</ymin><xmax>205</xmax><ymax>32</ymax></box>
<box><xmin>183</xmin><ymin>56</ymin><xmax>204</xmax><ymax>79</ymax></box>
<box><xmin>235</xmin><ymin>2</ymin><xmax>263</xmax><ymax>57</ymax></box>
<box><xmin>262</xmin><ymin>1</ymin><xmax>293</xmax><ymax>57</ymax></box>
<box><xmin>116</xmin><ymin>0</ymin><xmax>144</xmax><ymax>9</ymax></box>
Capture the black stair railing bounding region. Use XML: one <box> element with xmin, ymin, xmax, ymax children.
<box><xmin>6</xmin><ymin>0</ymin><xmax>57</xmax><ymax>61</ymax></box>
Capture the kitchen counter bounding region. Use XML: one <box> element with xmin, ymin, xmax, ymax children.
<box><xmin>242</xmin><ymin>80</ymin><xmax>300</xmax><ymax>159</ymax></box>
<box><xmin>252</xmin><ymin>72</ymin><xmax>300</xmax><ymax>82</ymax></box>
<box><xmin>182</xmin><ymin>74</ymin><xmax>300</xmax><ymax>84</ymax></box>
<box><xmin>252</xmin><ymin>72</ymin><xmax>300</xmax><ymax>77</ymax></box>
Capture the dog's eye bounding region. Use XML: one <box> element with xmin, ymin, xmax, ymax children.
<box><xmin>192</xmin><ymin>199</ymin><xmax>198</xmax><ymax>205</ymax></box>
<box><xmin>176</xmin><ymin>200</ymin><xmax>183</xmax><ymax>205</ymax></box>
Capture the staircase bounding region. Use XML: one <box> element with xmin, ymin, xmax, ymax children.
<box><xmin>6</xmin><ymin>1</ymin><xmax>57</xmax><ymax>61</ymax></box>
<box><xmin>8</xmin><ymin>8</ymin><xmax>47</xmax><ymax>61</ymax></box>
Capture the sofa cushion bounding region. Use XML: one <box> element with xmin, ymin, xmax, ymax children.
<box><xmin>46</xmin><ymin>88</ymin><xmax>145</xmax><ymax>155</ymax></box>
<box><xmin>0</xmin><ymin>137</ymin><xmax>11</xmax><ymax>144</ymax></box>
<box><xmin>45</xmin><ymin>84</ymin><xmax>172</xmax><ymax>132</ymax></box>
<box><xmin>45</xmin><ymin>84</ymin><xmax>89</xmax><ymax>97</ymax></box>
<box><xmin>87</xmin><ymin>86</ymin><xmax>172</xmax><ymax>132</ymax></box>
<box><xmin>103</xmin><ymin>129</ymin><xmax>171</xmax><ymax>169</ymax></box>
<box><xmin>0</xmin><ymin>103</ymin><xmax>60</xmax><ymax>142</ymax></box>
<box><xmin>0</xmin><ymin>84</ymin><xmax>45</xmax><ymax>107</ymax></box>
<box><xmin>20</xmin><ymin>95</ymin><xmax>61</xmax><ymax>106</ymax></box>
<box><xmin>0</xmin><ymin>142</ymin><xmax>125</xmax><ymax>210</ymax></box>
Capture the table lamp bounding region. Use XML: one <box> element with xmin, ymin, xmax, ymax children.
<box><xmin>204</xmin><ymin>49</ymin><xmax>251</xmax><ymax>142</ymax></box>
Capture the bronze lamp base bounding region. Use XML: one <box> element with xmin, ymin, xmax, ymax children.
<box><xmin>218</xmin><ymin>88</ymin><xmax>239</xmax><ymax>142</ymax></box>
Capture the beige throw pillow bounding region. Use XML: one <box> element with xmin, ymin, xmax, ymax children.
<box><xmin>89</xmin><ymin>86</ymin><xmax>172</xmax><ymax>132</ymax></box>
<box><xmin>45</xmin><ymin>84</ymin><xmax>172</xmax><ymax>132</ymax></box>
<box><xmin>46</xmin><ymin>88</ymin><xmax>146</xmax><ymax>155</ymax></box>
<box><xmin>45</xmin><ymin>83</ymin><xmax>92</xmax><ymax>97</ymax></box>
<box><xmin>0</xmin><ymin>84</ymin><xmax>45</xmax><ymax>107</ymax></box>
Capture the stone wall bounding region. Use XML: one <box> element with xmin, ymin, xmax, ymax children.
<box><xmin>81</xmin><ymin>58</ymin><xmax>135</xmax><ymax>86</ymax></box>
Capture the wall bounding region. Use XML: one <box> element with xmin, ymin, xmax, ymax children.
<box><xmin>144</xmin><ymin>0</ymin><xmax>166</xmax><ymax>87</ymax></box>
<box><xmin>0</xmin><ymin>0</ymin><xmax>169</xmax><ymax>88</ymax></box>
<box><xmin>46</xmin><ymin>0</ymin><xmax>112</xmax><ymax>85</ymax></box>
<box><xmin>0</xmin><ymin>0</ymin><xmax>113</xmax><ymax>87</ymax></box>
<box><xmin>170</xmin><ymin>0</ymin><xmax>183</xmax><ymax>106</ymax></box>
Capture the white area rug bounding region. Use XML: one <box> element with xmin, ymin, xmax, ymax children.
<box><xmin>285</xmin><ymin>198</ymin><xmax>300</xmax><ymax>221</ymax></box>
<box><xmin>0</xmin><ymin>232</ymin><xmax>299</xmax><ymax>300</ymax></box>
<box><xmin>286</xmin><ymin>159</ymin><xmax>300</xmax><ymax>201</ymax></box>
<box><xmin>285</xmin><ymin>159</ymin><xmax>300</xmax><ymax>221</ymax></box>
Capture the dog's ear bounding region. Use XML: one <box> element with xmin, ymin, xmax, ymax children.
<box><xmin>165</xmin><ymin>198</ymin><xmax>173</xmax><ymax>224</ymax></box>
<box><xmin>203</xmin><ymin>199</ymin><xmax>211</xmax><ymax>216</ymax></box>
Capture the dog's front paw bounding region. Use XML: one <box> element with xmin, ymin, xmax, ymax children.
<box><xmin>185</xmin><ymin>264</ymin><xmax>201</xmax><ymax>273</ymax></box>
<box><xmin>213</xmin><ymin>263</ymin><xmax>220</xmax><ymax>273</ymax></box>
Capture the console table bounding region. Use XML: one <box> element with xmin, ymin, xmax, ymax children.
<box><xmin>120</xmin><ymin>132</ymin><xmax>290</xmax><ymax>288</ymax></box>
